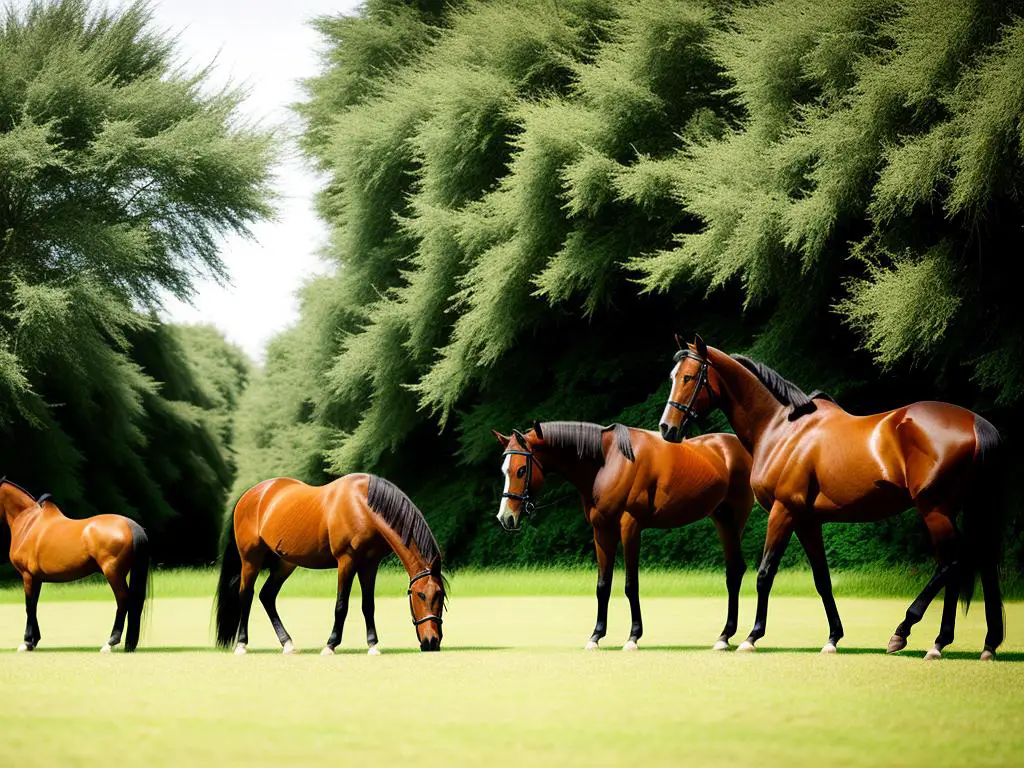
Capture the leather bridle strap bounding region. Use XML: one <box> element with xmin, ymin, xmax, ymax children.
<box><xmin>501</xmin><ymin>448</ymin><xmax>545</xmax><ymax>518</ymax></box>
<box><xmin>408</xmin><ymin>569</ymin><xmax>443</xmax><ymax>626</ymax></box>
<box><xmin>667</xmin><ymin>351</ymin><xmax>718</xmax><ymax>431</ymax></box>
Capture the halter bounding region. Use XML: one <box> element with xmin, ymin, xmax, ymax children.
<box><xmin>501</xmin><ymin>446</ymin><xmax>545</xmax><ymax>519</ymax></box>
<box><xmin>667</xmin><ymin>350</ymin><xmax>718</xmax><ymax>431</ymax></box>
<box><xmin>407</xmin><ymin>569</ymin><xmax>443</xmax><ymax>627</ymax></box>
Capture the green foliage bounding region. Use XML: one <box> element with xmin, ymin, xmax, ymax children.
<box><xmin>1</xmin><ymin>1</ymin><xmax>273</xmax><ymax>563</ymax></box>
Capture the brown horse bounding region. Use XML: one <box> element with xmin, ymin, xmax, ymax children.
<box><xmin>493</xmin><ymin>421</ymin><xmax>753</xmax><ymax>650</ymax></box>
<box><xmin>215</xmin><ymin>473</ymin><xmax>446</xmax><ymax>654</ymax></box>
<box><xmin>0</xmin><ymin>478</ymin><xmax>150</xmax><ymax>652</ymax></box>
<box><xmin>659</xmin><ymin>335</ymin><xmax>1005</xmax><ymax>660</ymax></box>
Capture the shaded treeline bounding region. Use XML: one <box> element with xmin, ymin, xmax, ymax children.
<box><xmin>230</xmin><ymin>0</ymin><xmax>1024</xmax><ymax>571</ymax></box>
<box><xmin>1</xmin><ymin>1</ymin><xmax>273</xmax><ymax>565</ymax></box>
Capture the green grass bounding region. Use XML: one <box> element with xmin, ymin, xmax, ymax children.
<box><xmin>4</xmin><ymin>564</ymin><xmax>1022</xmax><ymax>602</ymax></box>
<box><xmin>2</xmin><ymin>574</ymin><xmax>1024</xmax><ymax>766</ymax></box>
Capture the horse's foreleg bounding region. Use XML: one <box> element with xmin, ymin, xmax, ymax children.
<box><xmin>739</xmin><ymin>501</ymin><xmax>794</xmax><ymax>652</ymax></box>
<box><xmin>795</xmin><ymin>522</ymin><xmax>843</xmax><ymax>653</ymax></box>
<box><xmin>322</xmin><ymin>555</ymin><xmax>356</xmax><ymax>655</ymax></box>
<box><xmin>358</xmin><ymin>560</ymin><xmax>381</xmax><ymax>654</ymax></box>
<box><xmin>100</xmin><ymin>559</ymin><xmax>129</xmax><ymax>653</ymax></box>
<box><xmin>621</xmin><ymin>516</ymin><xmax>642</xmax><ymax>651</ymax></box>
<box><xmin>587</xmin><ymin>524</ymin><xmax>618</xmax><ymax>650</ymax></box>
<box><xmin>17</xmin><ymin>573</ymin><xmax>41</xmax><ymax>652</ymax></box>
<box><xmin>712</xmin><ymin>506</ymin><xmax>747</xmax><ymax>650</ymax></box>
<box><xmin>259</xmin><ymin>559</ymin><xmax>298</xmax><ymax>654</ymax></box>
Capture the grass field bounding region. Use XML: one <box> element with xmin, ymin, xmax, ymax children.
<box><xmin>2</xmin><ymin>569</ymin><xmax>1023</xmax><ymax>767</ymax></box>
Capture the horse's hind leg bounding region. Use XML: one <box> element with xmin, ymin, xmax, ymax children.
<box><xmin>711</xmin><ymin>506</ymin><xmax>747</xmax><ymax>650</ymax></box>
<box><xmin>358</xmin><ymin>559</ymin><xmax>381</xmax><ymax>654</ymax></box>
<box><xmin>322</xmin><ymin>555</ymin><xmax>356</xmax><ymax>655</ymax></box>
<box><xmin>17</xmin><ymin>573</ymin><xmax>41</xmax><ymax>652</ymax></box>
<box><xmin>795</xmin><ymin>522</ymin><xmax>843</xmax><ymax>653</ymax></box>
<box><xmin>100</xmin><ymin>557</ymin><xmax>129</xmax><ymax>653</ymax></box>
<box><xmin>234</xmin><ymin>551</ymin><xmax>265</xmax><ymax>655</ymax></box>
<box><xmin>621</xmin><ymin>516</ymin><xmax>642</xmax><ymax>651</ymax></box>
<box><xmin>259</xmin><ymin>557</ymin><xmax>298</xmax><ymax>654</ymax></box>
<box><xmin>889</xmin><ymin>508</ymin><xmax>959</xmax><ymax>660</ymax></box>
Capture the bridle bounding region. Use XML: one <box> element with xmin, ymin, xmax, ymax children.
<box><xmin>501</xmin><ymin>443</ymin><xmax>545</xmax><ymax>520</ymax></box>
<box><xmin>667</xmin><ymin>350</ymin><xmax>719</xmax><ymax>431</ymax></box>
<box><xmin>408</xmin><ymin>569</ymin><xmax>443</xmax><ymax>627</ymax></box>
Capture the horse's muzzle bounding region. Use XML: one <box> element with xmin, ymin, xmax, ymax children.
<box><xmin>660</xmin><ymin>422</ymin><xmax>682</xmax><ymax>443</ymax></box>
<box><xmin>498</xmin><ymin>515</ymin><xmax>521</xmax><ymax>532</ymax></box>
<box><xmin>420</xmin><ymin>636</ymin><xmax>441</xmax><ymax>652</ymax></box>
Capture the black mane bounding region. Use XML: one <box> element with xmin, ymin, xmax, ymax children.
<box><xmin>366</xmin><ymin>475</ymin><xmax>441</xmax><ymax>562</ymax></box>
<box><xmin>731</xmin><ymin>355</ymin><xmax>823</xmax><ymax>420</ymax></box>
<box><xmin>537</xmin><ymin>421</ymin><xmax>635</xmax><ymax>462</ymax></box>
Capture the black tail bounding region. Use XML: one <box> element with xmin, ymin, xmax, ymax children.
<box><xmin>214</xmin><ymin>508</ymin><xmax>242</xmax><ymax>649</ymax></box>
<box><xmin>960</xmin><ymin>415</ymin><xmax>1006</xmax><ymax>651</ymax></box>
<box><xmin>124</xmin><ymin>520</ymin><xmax>151</xmax><ymax>653</ymax></box>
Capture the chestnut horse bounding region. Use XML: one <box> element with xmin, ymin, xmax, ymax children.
<box><xmin>215</xmin><ymin>473</ymin><xmax>446</xmax><ymax>654</ymax></box>
<box><xmin>659</xmin><ymin>335</ymin><xmax>1005</xmax><ymax>660</ymax></box>
<box><xmin>493</xmin><ymin>421</ymin><xmax>753</xmax><ymax>650</ymax></box>
<box><xmin>0</xmin><ymin>478</ymin><xmax>150</xmax><ymax>652</ymax></box>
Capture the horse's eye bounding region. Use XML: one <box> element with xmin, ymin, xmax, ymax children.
<box><xmin>417</xmin><ymin>592</ymin><xmax>426</xmax><ymax>601</ymax></box>
<box><xmin>683</xmin><ymin>375</ymin><xmax>694</xmax><ymax>383</ymax></box>
<box><xmin>516</xmin><ymin>466</ymin><xmax>526</xmax><ymax>478</ymax></box>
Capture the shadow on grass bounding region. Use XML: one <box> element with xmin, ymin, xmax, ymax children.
<box><xmin>638</xmin><ymin>644</ymin><xmax>1024</xmax><ymax>661</ymax></box>
<box><xmin>6</xmin><ymin>644</ymin><xmax>512</xmax><ymax>655</ymax></box>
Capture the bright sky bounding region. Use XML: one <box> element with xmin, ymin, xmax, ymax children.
<box><xmin>132</xmin><ymin>0</ymin><xmax>361</xmax><ymax>360</ymax></box>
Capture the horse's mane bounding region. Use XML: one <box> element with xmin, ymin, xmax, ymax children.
<box><xmin>730</xmin><ymin>355</ymin><xmax>826</xmax><ymax>420</ymax></box>
<box><xmin>366</xmin><ymin>475</ymin><xmax>441</xmax><ymax>563</ymax></box>
<box><xmin>537</xmin><ymin>421</ymin><xmax>635</xmax><ymax>462</ymax></box>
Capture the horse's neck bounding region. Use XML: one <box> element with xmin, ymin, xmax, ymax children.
<box><xmin>709</xmin><ymin>349</ymin><xmax>787</xmax><ymax>452</ymax></box>
<box><xmin>0</xmin><ymin>487</ymin><xmax>40</xmax><ymax>536</ymax></box>
<box><xmin>535</xmin><ymin>444</ymin><xmax>602</xmax><ymax>500</ymax></box>
<box><xmin>376</xmin><ymin>524</ymin><xmax>432</xmax><ymax>577</ymax></box>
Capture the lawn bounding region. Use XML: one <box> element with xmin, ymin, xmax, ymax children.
<box><xmin>1</xmin><ymin>569</ymin><xmax>1023</xmax><ymax>767</ymax></box>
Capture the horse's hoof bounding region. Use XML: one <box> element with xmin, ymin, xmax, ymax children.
<box><xmin>282</xmin><ymin>641</ymin><xmax>297</xmax><ymax>655</ymax></box>
<box><xmin>622</xmin><ymin>640</ymin><xmax>638</xmax><ymax>652</ymax></box>
<box><xmin>821</xmin><ymin>643</ymin><xmax>837</xmax><ymax>654</ymax></box>
<box><xmin>736</xmin><ymin>640</ymin><xmax>757</xmax><ymax>652</ymax></box>
<box><xmin>233</xmin><ymin>643</ymin><xmax>247</xmax><ymax>656</ymax></box>
<box><xmin>584</xmin><ymin>640</ymin><xmax>599</xmax><ymax>651</ymax></box>
<box><xmin>712</xmin><ymin>640</ymin><xmax>731</xmax><ymax>651</ymax></box>
<box><xmin>100</xmin><ymin>643</ymin><xmax>113</xmax><ymax>654</ymax></box>
<box><xmin>320</xmin><ymin>646</ymin><xmax>335</xmax><ymax>656</ymax></box>
<box><xmin>924</xmin><ymin>647</ymin><xmax>942</xmax><ymax>661</ymax></box>
<box><xmin>886</xmin><ymin>634</ymin><xmax>907</xmax><ymax>654</ymax></box>
<box><xmin>367</xmin><ymin>645</ymin><xmax>381</xmax><ymax>656</ymax></box>
<box><xmin>16</xmin><ymin>643</ymin><xmax>32</xmax><ymax>652</ymax></box>
<box><xmin>981</xmin><ymin>649</ymin><xmax>996</xmax><ymax>661</ymax></box>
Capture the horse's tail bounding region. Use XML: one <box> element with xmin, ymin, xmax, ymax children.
<box><xmin>214</xmin><ymin>500</ymin><xmax>243</xmax><ymax>649</ymax></box>
<box><xmin>959</xmin><ymin>415</ymin><xmax>1006</xmax><ymax>651</ymax></box>
<box><xmin>124</xmin><ymin>520</ymin><xmax>151</xmax><ymax>653</ymax></box>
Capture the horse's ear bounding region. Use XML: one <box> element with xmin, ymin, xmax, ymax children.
<box><xmin>511</xmin><ymin>428</ymin><xmax>527</xmax><ymax>446</ymax></box>
<box><xmin>694</xmin><ymin>333</ymin><xmax>708</xmax><ymax>360</ymax></box>
<box><xmin>674</xmin><ymin>333</ymin><xmax>685</xmax><ymax>351</ymax></box>
<box><xmin>532</xmin><ymin>420</ymin><xmax>544</xmax><ymax>439</ymax></box>
<box><xmin>491</xmin><ymin>429</ymin><xmax>511</xmax><ymax>448</ymax></box>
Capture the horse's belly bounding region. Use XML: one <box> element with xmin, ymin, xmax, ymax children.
<box><xmin>813</xmin><ymin>482</ymin><xmax>911</xmax><ymax>523</ymax></box>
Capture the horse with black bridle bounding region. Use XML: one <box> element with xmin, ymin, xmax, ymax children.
<box><xmin>659</xmin><ymin>335</ymin><xmax>1005</xmax><ymax>660</ymax></box>
<box><xmin>493</xmin><ymin>421</ymin><xmax>753</xmax><ymax>651</ymax></box>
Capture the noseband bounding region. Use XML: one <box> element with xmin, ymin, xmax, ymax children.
<box><xmin>408</xmin><ymin>569</ymin><xmax>443</xmax><ymax>627</ymax></box>
<box><xmin>501</xmin><ymin>447</ymin><xmax>545</xmax><ymax>519</ymax></box>
<box><xmin>667</xmin><ymin>350</ymin><xmax>718</xmax><ymax>431</ymax></box>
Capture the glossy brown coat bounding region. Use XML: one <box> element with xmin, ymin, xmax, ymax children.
<box><xmin>494</xmin><ymin>423</ymin><xmax>753</xmax><ymax>649</ymax></box>
<box><xmin>0</xmin><ymin>479</ymin><xmax>149</xmax><ymax>652</ymax></box>
<box><xmin>214</xmin><ymin>473</ymin><xmax>445</xmax><ymax>654</ymax></box>
<box><xmin>659</xmin><ymin>339</ymin><xmax>1005</xmax><ymax>659</ymax></box>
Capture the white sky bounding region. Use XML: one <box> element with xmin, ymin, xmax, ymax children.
<box><xmin>132</xmin><ymin>0</ymin><xmax>361</xmax><ymax>360</ymax></box>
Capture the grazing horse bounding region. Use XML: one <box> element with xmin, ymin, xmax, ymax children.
<box><xmin>493</xmin><ymin>421</ymin><xmax>754</xmax><ymax>650</ymax></box>
<box><xmin>215</xmin><ymin>473</ymin><xmax>446</xmax><ymax>654</ymax></box>
<box><xmin>658</xmin><ymin>335</ymin><xmax>1005</xmax><ymax>660</ymax></box>
<box><xmin>0</xmin><ymin>478</ymin><xmax>150</xmax><ymax>652</ymax></box>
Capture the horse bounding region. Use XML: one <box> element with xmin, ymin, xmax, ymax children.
<box><xmin>658</xmin><ymin>335</ymin><xmax>1005</xmax><ymax>660</ymax></box>
<box><xmin>0</xmin><ymin>477</ymin><xmax>150</xmax><ymax>652</ymax></box>
<box><xmin>215</xmin><ymin>473</ymin><xmax>446</xmax><ymax>654</ymax></box>
<box><xmin>493</xmin><ymin>421</ymin><xmax>754</xmax><ymax>651</ymax></box>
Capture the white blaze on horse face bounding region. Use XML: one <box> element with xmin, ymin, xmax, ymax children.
<box><xmin>497</xmin><ymin>454</ymin><xmax>513</xmax><ymax>524</ymax></box>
